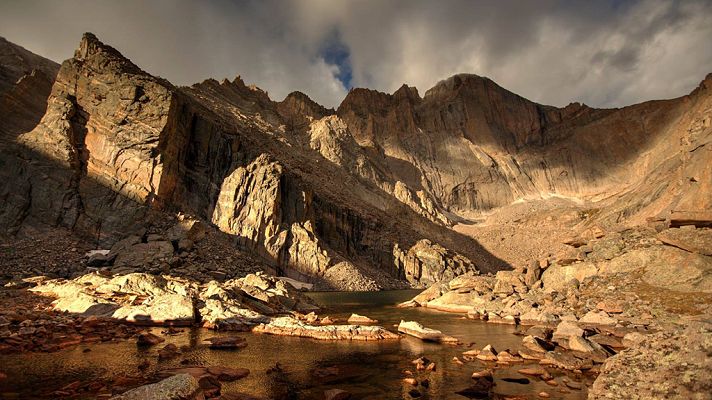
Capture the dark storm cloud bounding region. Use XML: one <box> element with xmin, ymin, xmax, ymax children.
<box><xmin>1</xmin><ymin>0</ymin><xmax>710</xmax><ymax>108</ymax></box>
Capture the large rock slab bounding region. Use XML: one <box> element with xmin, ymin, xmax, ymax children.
<box><xmin>252</xmin><ymin>317</ymin><xmax>399</xmax><ymax>341</ymax></box>
<box><xmin>640</xmin><ymin>247</ymin><xmax>712</xmax><ymax>293</ymax></box>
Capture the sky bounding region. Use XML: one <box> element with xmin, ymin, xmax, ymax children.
<box><xmin>1</xmin><ymin>0</ymin><xmax>711</xmax><ymax>109</ymax></box>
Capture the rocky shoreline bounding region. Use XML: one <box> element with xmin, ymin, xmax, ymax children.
<box><xmin>0</xmin><ymin>225</ymin><xmax>710</xmax><ymax>399</ymax></box>
<box><xmin>398</xmin><ymin>225</ymin><xmax>712</xmax><ymax>399</ymax></box>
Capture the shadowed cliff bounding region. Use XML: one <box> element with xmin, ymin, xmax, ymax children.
<box><xmin>0</xmin><ymin>33</ymin><xmax>511</xmax><ymax>290</ymax></box>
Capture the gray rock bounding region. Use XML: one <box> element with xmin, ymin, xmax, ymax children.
<box><xmin>109</xmin><ymin>374</ymin><xmax>202</xmax><ymax>400</ymax></box>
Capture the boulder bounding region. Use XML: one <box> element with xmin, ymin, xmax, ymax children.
<box><xmin>476</xmin><ymin>344</ymin><xmax>498</xmax><ymax>361</ymax></box>
<box><xmin>541</xmin><ymin>262</ymin><xmax>598</xmax><ymax>292</ymax></box>
<box><xmin>448</xmin><ymin>274</ymin><xmax>493</xmax><ymax>293</ymax></box>
<box><xmin>397</xmin><ymin>320</ymin><xmax>458</xmax><ymax>343</ymax></box>
<box><xmin>456</xmin><ymin>375</ymin><xmax>494</xmax><ymax>398</ymax></box>
<box><xmin>493</xmin><ymin>270</ymin><xmax>525</xmax><ymax>295</ymax></box>
<box><xmin>112</xmin><ymin>293</ymin><xmax>195</xmax><ymax>325</ymax></box>
<box><xmin>137</xmin><ymin>332</ymin><xmax>165</xmax><ymax>346</ymax></box>
<box><xmin>553</xmin><ymin>321</ymin><xmax>584</xmax><ymax>340</ymax></box>
<box><xmin>597</xmin><ymin>246</ymin><xmax>712</xmax><ymax>293</ymax></box>
<box><xmin>522</xmin><ymin>335</ymin><xmax>555</xmax><ymax>353</ymax></box>
<box><xmin>590</xmin><ymin>322</ymin><xmax>712</xmax><ymax>399</ymax></box>
<box><xmin>109</xmin><ymin>374</ymin><xmax>202</xmax><ymax>400</ymax></box>
<box><xmin>579</xmin><ymin>311</ymin><xmax>617</xmax><ymax>326</ymax></box>
<box><xmin>595</xmin><ymin>300</ymin><xmax>624</xmax><ymax>314</ymax></box>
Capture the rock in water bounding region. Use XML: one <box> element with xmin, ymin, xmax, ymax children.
<box><xmin>397</xmin><ymin>320</ymin><xmax>459</xmax><ymax>343</ymax></box>
<box><xmin>456</xmin><ymin>375</ymin><xmax>494</xmax><ymax>398</ymax></box>
<box><xmin>137</xmin><ymin>332</ymin><xmax>165</xmax><ymax>346</ymax></box>
<box><xmin>347</xmin><ymin>313</ymin><xmax>378</xmax><ymax>324</ymax></box>
<box><xmin>253</xmin><ymin>317</ymin><xmax>399</xmax><ymax>340</ymax></box>
<box><xmin>109</xmin><ymin>374</ymin><xmax>202</xmax><ymax>400</ymax></box>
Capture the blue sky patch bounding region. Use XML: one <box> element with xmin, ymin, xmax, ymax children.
<box><xmin>319</xmin><ymin>30</ymin><xmax>352</xmax><ymax>89</ymax></box>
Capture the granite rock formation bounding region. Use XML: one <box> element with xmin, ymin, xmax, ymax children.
<box><xmin>0</xmin><ymin>34</ymin><xmax>497</xmax><ymax>289</ymax></box>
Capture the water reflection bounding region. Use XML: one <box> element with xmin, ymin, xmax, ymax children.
<box><xmin>0</xmin><ymin>290</ymin><xmax>589</xmax><ymax>399</ymax></box>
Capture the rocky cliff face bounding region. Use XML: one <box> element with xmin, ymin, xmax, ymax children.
<box><xmin>1</xmin><ymin>33</ymin><xmax>709</xmax><ymax>290</ymax></box>
<box><xmin>0</xmin><ymin>34</ymin><xmax>501</xmax><ymax>289</ymax></box>
<box><xmin>336</xmin><ymin>72</ymin><xmax>710</xmax><ymax>229</ymax></box>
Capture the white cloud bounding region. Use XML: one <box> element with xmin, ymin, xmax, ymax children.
<box><xmin>0</xmin><ymin>0</ymin><xmax>710</xmax><ymax>108</ymax></box>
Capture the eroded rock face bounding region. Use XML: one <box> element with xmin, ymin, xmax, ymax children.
<box><xmin>336</xmin><ymin>72</ymin><xmax>712</xmax><ymax>229</ymax></box>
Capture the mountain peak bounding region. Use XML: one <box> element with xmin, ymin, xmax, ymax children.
<box><xmin>423</xmin><ymin>73</ymin><xmax>497</xmax><ymax>100</ymax></box>
<box><xmin>393</xmin><ymin>84</ymin><xmax>421</xmax><ymax>102</ymax></box>
<box><xmin>277</xmin><ymin>90</ymin><xmax>333</xmax><ymax>121</ymax></box>
<box><xmin>72</xmin><ymin>32</ymin><xmax>155</xmax><ymax>81</ymax></box>
<box><xmin>74</xmin><ymin>32</ymin><xmax>106</xmax><ymax>60</ymax></box>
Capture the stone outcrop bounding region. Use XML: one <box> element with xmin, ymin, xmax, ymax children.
<box><xmin>393</xmin><ymin>239</ymin><xmax>477</xmax><ymax>287</ymax></box>
<box><xmin>30</xmin><ymin>271</ymin><xmax>318</xmax><ymax>329</ymax></box>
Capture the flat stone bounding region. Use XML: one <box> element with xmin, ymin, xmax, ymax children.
<box><xmin>657</xmin><ymin>228</ymin><xmax>712</xmax><ymax>256</ymax></box>
<box><xmin>397</xmin><ymin>320</ymin><xmax>458</xmax><ymax>343</ymax></box>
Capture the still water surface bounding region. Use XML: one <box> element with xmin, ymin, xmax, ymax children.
<box><xmin>0</xmin><ymin>290</ymin><xmax>589</xmax><ymax>399</ymax></box>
